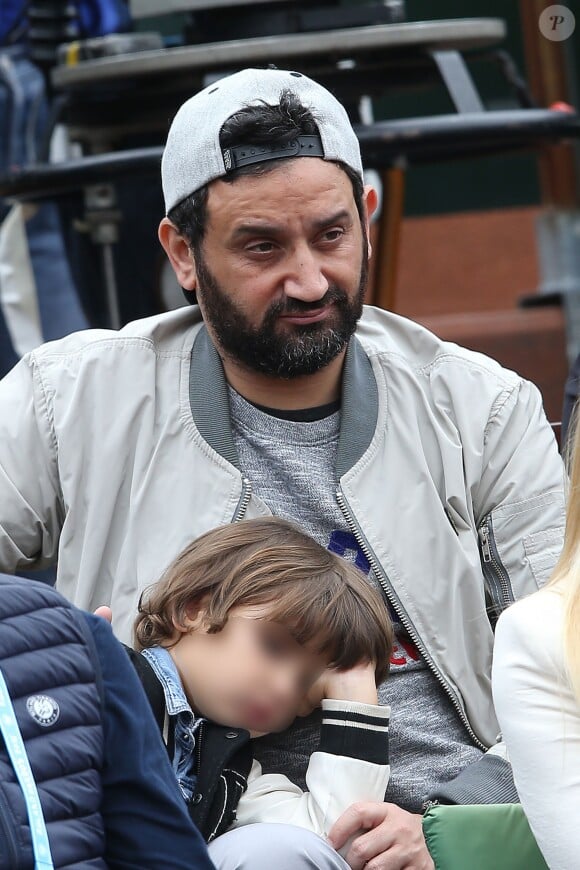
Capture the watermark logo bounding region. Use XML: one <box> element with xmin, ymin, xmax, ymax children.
<box><xmin>539</xmin><ymin>4</ymin><xmax>576</xmax><ymax>41</ymax></box>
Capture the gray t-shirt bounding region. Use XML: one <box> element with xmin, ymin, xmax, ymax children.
<box><xmin>229</xmin><ymin>387</ymin><xmax>483</xmax><ymax>812</ymax></box>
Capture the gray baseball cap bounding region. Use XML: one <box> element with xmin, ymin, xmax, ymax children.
<box><xmin>161</xmin><ymin>67</ymin><xmax>363</xmax><ymax>214</ymax></box>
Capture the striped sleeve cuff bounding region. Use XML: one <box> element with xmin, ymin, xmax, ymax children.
<box><xmin>320</xmin><ymin>699</ymin><xmax>390</xmax><ymax>764</ymax></box>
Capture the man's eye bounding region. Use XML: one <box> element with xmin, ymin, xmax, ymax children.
<box><xmin>247</xmin><ymin>241</ymin><xmax>275</xmax><ymax>254</ymax></box>
<box><xmin>321</xmin><ymin>228</ymin><xmax>344</xmax><ymax>243</ymax></box>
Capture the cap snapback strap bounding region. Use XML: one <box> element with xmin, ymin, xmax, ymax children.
<box><xmin>222</xmin><ymin>134</ymin><xmax>324</xmax><ymax>171</ymax></box>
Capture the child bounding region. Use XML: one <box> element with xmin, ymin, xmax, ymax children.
<box><xmin>130</xmin><ymin>516</ymin><xmax>393</xmax><ymax>865</ymax></box>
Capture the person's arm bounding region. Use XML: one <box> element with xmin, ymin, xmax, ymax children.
<box><xmin>492</xmin><ymin>593</ymin><xmax>580</xmax><ymax>870</ymax></box>
<box><xmin>429</xmin><ymin>376</ymin><xmax>566</xmax><ymax>807</ymax></box>
<box><xmin>0</xmin><ymin>355</ymin><xmax>61</xmax><ymax>571</ymax></box>
<box><xmin>83</xmin><ymin>614</ymin><xmax>215</xmax><ymax>870</ymax></box>
<box><xmin>233</xmin><ymin>664</ymin><xmax>390</xmax><ymax>837</ymax></box>
<box><xmin>474</xmin><ymin>376</ymin><xmax>565</xmax><ymax>605</ymax></box>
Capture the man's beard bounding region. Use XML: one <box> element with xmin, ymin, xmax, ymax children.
<box><xmin>194</xmin><ymin>245</ymin><xmax>368</xmax><ymax>379</ymax></box>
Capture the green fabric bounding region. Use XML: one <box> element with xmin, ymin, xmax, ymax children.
<box><xmin>422</xmin><ymin>803</ymin><xmax>549</xmax><ymax>870</ymax></box>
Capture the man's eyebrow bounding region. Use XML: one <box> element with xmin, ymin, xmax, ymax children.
<box><xmin>230</xmin><ymin>222</ymin><xmax>282</xmax><ymax>240</ymax></box>
<box><xmin>311</xmin><ymin>209</ymin><xmax>352</xmax><ymax>231</ymax></box>
<box><xmin>230</xmin><ymin>210</ymin><xmax>353</xmax><ymax>240</ymax></box>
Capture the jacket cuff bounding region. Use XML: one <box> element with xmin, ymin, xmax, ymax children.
<box><xmin>320</xmin><ymin>699</ymin><xmax>390</xmax><ymax>764</ymax></box>
<box><xmin>427</xmin><ymin>753</ymin><xmax>518</xmax><ymax>805</ymax></box>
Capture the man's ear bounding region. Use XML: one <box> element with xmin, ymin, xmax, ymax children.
<box><xmin>158</xmin><ymin>218</ymin><xmax>197</xmax><ymax>291</ymax></box>
<box><xmin>362</xmin><ymin>185</ymin><xmax>379</xmax><ymax>260</ymax></box>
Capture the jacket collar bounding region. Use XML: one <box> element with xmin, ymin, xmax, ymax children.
<box><xmin>188</xmin><ymin>324</ymin><xmax>378</xmax><ymax>477</ymax></box>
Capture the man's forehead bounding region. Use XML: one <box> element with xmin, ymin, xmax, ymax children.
<box><xmin>204</xmin><ymin>158</ymin><xmax>356</xmax><ymax>223</ymax></box>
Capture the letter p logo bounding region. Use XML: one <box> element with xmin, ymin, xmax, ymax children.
<box><xmin>539</xmin><ymin>5</ymin><xmax>575</xmax><ymax>41</ymax></box>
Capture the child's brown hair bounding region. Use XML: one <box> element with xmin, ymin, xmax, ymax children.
<box><xmin>134</xmin><ymin>517</ymin><xmax>393</xmax><ymax>684</ymax></box>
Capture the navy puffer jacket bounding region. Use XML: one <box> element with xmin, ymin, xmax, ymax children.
<box><xmin>0</xmin><ymin>575</ymin><xmax>215</xmax><ymax>869</ymax></box>
<box><xmin>0</xmin><ymin>577</ymin><xmax>106</xmax><ymax>868</ymax></box>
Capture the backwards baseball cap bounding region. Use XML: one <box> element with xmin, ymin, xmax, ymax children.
<box><xmin>161</xmin><ymin>67</ymin><xmax>363</xmax><ymax>214</ymax></box>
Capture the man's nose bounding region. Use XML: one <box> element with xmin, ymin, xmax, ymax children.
<box><xmin>282</xmin><ymin>247</ymin><xmax>329</xmax><ymax>302</ymax></box>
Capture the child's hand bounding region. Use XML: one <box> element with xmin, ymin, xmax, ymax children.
<box><xmin>323</xmin><ymin>661</ymin><xmax>378</xmax><ymax>705</ymax></box>
<box><xmin>297</xmin><ymin>661</ymin><xmax>378</xmax><ymax>717</ymax></box>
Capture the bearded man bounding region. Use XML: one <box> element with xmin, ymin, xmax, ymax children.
<box><xmin>0</xmin><ymin>68</ymin><xmax>565</xmax><ymax>870</ymax></box>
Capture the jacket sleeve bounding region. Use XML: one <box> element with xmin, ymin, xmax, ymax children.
<box><xmin>232</xmin><ymin>700</ymin><xmax>390</xmax><ymax>836</ymax></box>
<box><xmin>84</xmin><ymin>614</ymin><xmax>215</xmax><ymax>870</ymax></box>
<box><xmin>474</xmin><ymin>377</ymin><xmax>565</xmax><ymax>609</ymax></box>
<box><xmin>429</xmin><ymin>378</ymin><xmax>566</xmax><ymax>807</ymax></box>
<box><xmin>426</xmin><ymin>742</ymin><xmax>517</xmax><ymax>806</ymax></box>
<box><xmin>0</xmin><ymin>354</ymin><xmax>62</xmax><ymax>572</ymax></box>
<box><xmin>492</xmin><ymin>595</ymin><xmax>579</xmax><ymax>870</ymax></box>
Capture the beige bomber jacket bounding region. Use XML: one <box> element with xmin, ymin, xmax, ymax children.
<box><xmin>0</xmin><ymin>304</ymin><xmax>565</xmax><ymax>756</ymax></box>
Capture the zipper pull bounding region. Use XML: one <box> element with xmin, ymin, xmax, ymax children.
<box><xmin>479</xmin><ymin>525</ymin><xmax>492</xmax><ymax>562</ymax></box>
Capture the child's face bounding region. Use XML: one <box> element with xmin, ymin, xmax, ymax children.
<box><xmin>169</xmin><ymin>605</ymin><xmax>329</xmax><ymax>735</ymax></box>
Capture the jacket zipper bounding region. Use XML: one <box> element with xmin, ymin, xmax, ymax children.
<box><xmin>232</xmin><ymin>478</ymin><xmax>252</xmax><ymax>523</ymax></box>
<box><xmin>478</xmin><ymin>516</ymin><xmax>514</xmax><ymax>618</ymax></box>
<box><xmin>336</xmin><ymin>484</ymin><xmax>487</xmax><ymax>752</ymax></box>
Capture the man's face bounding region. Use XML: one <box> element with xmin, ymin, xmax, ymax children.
<box><xmin>192</xmin><ymin>159</ymin><xmax>370</xmax><ymax>378</ymax></box>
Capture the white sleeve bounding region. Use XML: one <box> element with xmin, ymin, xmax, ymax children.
<box><xmin>492</xmin><ymin>593</ymin><xmax>580</xmax><ymax>870</ymax></box>
<box><xmin>0</xmin><ymin>354</ymin><xmax>61</xmax><ymax>571</ymax></box>
<box><xmin>232</xmin><ymin>700</ymin><xmax>390</xmax><ymax>836</ymax></box>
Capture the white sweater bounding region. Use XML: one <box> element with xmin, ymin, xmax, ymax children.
<box><xmin>492</xmin><ymin>588</ymin><xmax>580</xmax><ymax>870</ymax></box>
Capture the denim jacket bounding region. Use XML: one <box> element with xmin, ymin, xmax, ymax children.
<box><xmin>142</xmin><ymin>647</ymin><xmax>203</xmax><ymax>802</ymax></box>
